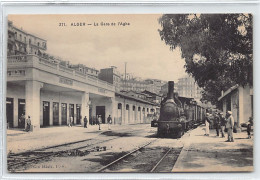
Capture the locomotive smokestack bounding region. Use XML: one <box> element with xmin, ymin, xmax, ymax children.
<box><xmin>167</xmin><ymin>81</ymin><xmax>174</xmax><ymax>99</ymax></box>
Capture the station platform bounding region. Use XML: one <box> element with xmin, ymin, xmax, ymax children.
<box><xmin>172</xmin><ymin>125</ymin><xmax>254</xmax><ymax>172</ymax></box>
<box><xmin>6</xmin><ymin>123</ymin><xmax>148</xmax><ymax>154</ymax></box>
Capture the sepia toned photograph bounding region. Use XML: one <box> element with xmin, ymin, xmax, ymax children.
<box><xmin>5</xmin><ymin>14</ymin><xmax>253</xmax><ymax>173</ymax></box>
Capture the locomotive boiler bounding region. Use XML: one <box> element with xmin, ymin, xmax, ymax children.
<box><xmin>157</xmin><ymin>81</ymin><xmax>189</xmax><ymax>138</ymax></box>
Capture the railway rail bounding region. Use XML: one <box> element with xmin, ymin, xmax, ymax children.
<box><xmin>96</xmin><ymin>139</ymin><xmax>182</xmax><ymax>172</ymax></box>
<box><xmin>7</xmin><ymin>128</ymin><xmax>146</xmax><ymax>171</ymax></box>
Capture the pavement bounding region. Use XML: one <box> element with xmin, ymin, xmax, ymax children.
<box><xmin>7</xmin><ymin>123</ymin><xmax>254</xmax><ymax>172</ymax></box>
<box><xmin>6</xmin><ymin>123</ymin><xmax>148</xmax><ymax>154</ymax></box>
<box><xmin>172</xmin><ymin>125</ymin><xmax>254</xmax><ymax>172</ymax></box>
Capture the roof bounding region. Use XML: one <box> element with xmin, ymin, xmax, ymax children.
<box><xmin>142</xmin><ymin>90</ymin><xmax>162</xmax><ymax>97</ymax></box>
<box><xmin>12</xmin><ymin>26</ymin><xmax>47</xmax><ymax>42</ymax></box>
<box><xmin>115</xmin><ymin>92</ymin><xmax>158</xmax><ymax>106</ymax></box>
<box><xmin>218</xmin><ymin>84</ymin><xmax>239</xmax><ymax>101</ymax></box>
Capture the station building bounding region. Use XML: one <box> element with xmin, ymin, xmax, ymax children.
<box><xmin>218</xmin><ymin>84</ymin><xmax>253</xmax><ymax>130</ymax></box>
<box><xmin>6</xmin><ymin>54</ymin><xmax>159</xmax><ymax>130</ymax></box>
<box><xmin>6</xmin><ymin>22</ymin><xmax>159</xmax><ymax>130</ymax></box>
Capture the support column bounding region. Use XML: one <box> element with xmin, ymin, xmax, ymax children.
<box><xmin>50</xmin><ymin>101</ymin><xmax>53</xmax><ymax>126</ymax></box>
<box><xmin>110</xmin><ymin>97</ymin><xmax>116</xmax><ymax>125</ymax></box>
<box><xmin>129</xmin><ymin>104</ymin><xmax>133</xmax><ymax>124</ymax></box>
<box><xmin>67</xmin><ymin>103</ymin><xmax>70</xmax><ymax>125</ymax></box>
<box><xmin>134</xmin><ymin>104</ymin><xmax>138</xmax><ymax>124</ymax></box>
<box><xmin>140</xmin><ymin>107</ymin><xmax>143</xmax><ymax>123</ymax></box>
<box><xmin>25</xmin><ymin>80</ymin><xmax>43</xmax><ymax>130</ymax></box>
<box><xmin>81</xmin><ymin>92</ymin><xmax>90</xmax><ymax>126</ymax></box>
<box><xmin>58</xmin><ymin>93</ymin><xmax>62</xmax><ymax>125</ymax></box>
<box><xmin>238</xmin><ymin>87</ymin><xmax>244</xmax><ymax>132</ymax></box>
<box><xmin>13</xmin><ymin>98</ymin><xmax>18</xmax><ymax>128</ymax></box>
<box><xmin>122</xmin><ymin>100</ymin><xmax>126</xmax><ymax>125</ymax></box>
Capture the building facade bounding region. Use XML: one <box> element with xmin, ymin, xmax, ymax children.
<box><xmin>8</xmin><ymin>21</ymin><xmax>47</xmax><ymax>56</ymax></box>
<box><xmin>121</xmin><ymin>79</ymin><xmax>149</xmax><ymax>92</ymax></box>
<box><xmin>98</xmin><ymin>66</ymin><xmax>121</xmax><ymax>92</ymax></box>
<box><xmin>144</xmin><ymin>79</ymin><xmax>166</xmax><ymax>94</ymax></box>
<box><xmin>176</xmin><ymin>76</ymin><xmax>202</xmax><ymax>100</ymax></box>
<box><xmin>70</xmin><ymin>64</ymin><xmax>99</xmax><ymax>78</ymax></box>
<box><xmin>218</xmin><ymin>85</ymin><xmax>253</xmax><ymax>130</ymax></box>
<box><xmin>121</xmin><ymin>78</ymin><xmax>165</xmax><ymax>94</ymax></box>
<box><xmin>6</xmin><ymin>22</ymin><xmax>157</xmax><ymax>130</ymax></box>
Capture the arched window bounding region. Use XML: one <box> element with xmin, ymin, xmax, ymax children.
<box><xmin>132</xmin><ymin>106</ymin><xmax>135</xmax><ymax>111</ymax></box>
<box><xmin>138</xmin><ymin>107</ymin><xmax>141</xmax><ymax>111</ymax></box>
<box><xmin>118</xmin><ymin>103</ymin><xmax>122</xmax><ymax>109</ymax></box>
<box><xmin>126</xmin><ymin>104</ymin><xmax>129</xmax><ymax>110</ymax></box>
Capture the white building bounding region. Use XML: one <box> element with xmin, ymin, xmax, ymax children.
<box><xmin>218</xmin><ymin>84</ymin><xmax>253</xmax><ymax>130</ymax></box>
<box><xmin>6</xmin><ymin>55</ymin><xmax>158</xmax><ymax>130</ymax></box>
<box><xmin>176</xmin><ymin>76</ymin><xmax>202</xmax><ymax>101</ymax></box>
<box><xmin>6</xmin><ymin>22</ymin><xmax>159</xmax><ymax>130</ymax></box>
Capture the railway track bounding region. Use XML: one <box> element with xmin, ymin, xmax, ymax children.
<box><xmin>96</xmin><ymin>139</ymin><xmax>182</xmax><ymax>172</ymax></box>
<box><xmin>7</xmin><ymin>128</ymin><xmax>146</xmax><ymax>171</ymax></box>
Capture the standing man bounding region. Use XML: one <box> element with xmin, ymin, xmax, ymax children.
<box><xmin>204</xmin><ymin>113</ymin><xmax>211</xmax><ymax>136</ymax></box>
<box><xmin>107</xmin><ymin>115</ymin><xmax>112</xmax><ymax>130</ymax></box>
<box><xmin>226</xmin><ymin>111</ymin><xmax>235</xmax><ymax>142</ymax></box>
<box><xmin>98</xmin><ymin>115</ymin><xmax>102</xmax><ymax>130</ymax></box>
<box><xmin>84</xmin><ymin>116</ymin><xmax>88</xmax><ymax>128</ymax></box>
<box><xmin>19</xmin><ymin>113</ymin><xmax>25</xmax><ymax>129</ymax></box>
<box><xmin>68</xmin><ymin>116</ymin><xmax>73</xmax><ymax>127</ymax></box>
<box><xmin>214</xmin><ymin>111</ymin><xmax>220</xmax><ymax>137</ymax></box>
<box><xmin>25</xmin><ymin>116</ymin><xmax>31</xmax><ymax>132</ymax></box>
<box><xmin>219</xmin><ymin>112</ymin><xmax>226</xmax><ymax>138</ymax></box>
<box><xmin>247</xmin><ymin>117</ymin><xmax>253</xmax><ymax>139</ymax></box>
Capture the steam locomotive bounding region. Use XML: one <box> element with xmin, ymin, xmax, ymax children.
<box><xmin>157</xmin><ymin>81</ymin><xmax>205</xmax><ymax>138</ymax></box>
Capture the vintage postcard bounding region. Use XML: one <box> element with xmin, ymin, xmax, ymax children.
<box><xmin>6</xmin><ymin>14</ymin><xmax>253</xmax><ymax>172</ymax></box>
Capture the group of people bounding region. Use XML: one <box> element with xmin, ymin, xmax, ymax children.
<box><xmin>18</xmin><ymin>114</ymin><xmax>114</xmax><ymax>131</ymax></box>
<box><xmin>204</xmin><ymin>110</ymin><xmax>253</xmax><ymax>142</ymax></box>
<box><xmin>83</xmin><ymin>115</ymin><xmax>112</xmax><ymax>130</ymax></box>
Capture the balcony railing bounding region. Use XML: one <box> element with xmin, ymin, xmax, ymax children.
<box><xmin>7</xmin><ymin>54</ymin><xmax>115</xmax><ymax>91</ymax></box>
<box><xmin>59</xmin><ymin>64</ymin><xmax>74</xmax><ymax>74</ymax></box>
<box><xmin>39</xmin><ymin>57</ymin><xmax>58</xmax><ymax>69</ymax></box>
<box><xmin>29</xmin><ymin>43</ymin><xmax>47</xmax><ymax>50</ymax></box>
<box><xmin>7</xmin><ymin>55</ymin><xmax>28</xmax><ymax>63</ymax></box>
<box><xmin>75</xmin><ymin>70</ymin><xmax>86</xmax><ymax>79</ymax></box>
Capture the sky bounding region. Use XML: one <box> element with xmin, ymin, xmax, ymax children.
<box><xmin>8</xmin><ymin>14</ymin><xmax>187</xmax><ymax>82</ymax></box>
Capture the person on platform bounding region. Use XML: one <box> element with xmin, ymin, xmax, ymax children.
<box><xmin>247</xmin><ymin>117</ymin><xmax>253</xmax><ymax>139</ymax></box>
<box><xmin>68</xmin><ymin>116</ymin><xmax>73</xmax><ymax>127</ymax></box>
<box><xmin>219</xmin><ymin>112</ymin><xmax>226</xmax><ymax>138</ymax></box>
<box><xmin>19</xmin><ymin>113</ymin><xmax>25</xmax><ymax>129</ymax></box>
<box><xmin>84</xmin><ymin>116</ymin><xmax>88</xmax><ymax>128</ymax></box>
<box><xmin>98</xmin><ymin>115</ymin><xmax>102</xmax><ymax>130</ymax></box>
<box><xmin>226</xmin><ymin>111</ymin><xmax>235</xmax><ymax>142</ymax></box>
<box><xmin>204</xmin><ymin>113</ymin><xmax>211</xmax><ymax>136</ymax></box>
<box><xmin>214</xmin><ymin>111</ymin><xmax>220</xmax><ymax>137</ymax></box>
<box><xmin>25</xmin><ymin>116</ymin><xmax>31</xmax><ymax>132</ymax></box>
<box><xmin>107</xmin><ymin>115</ymin><xmax>112</xmax><ymax>130</ymax></box>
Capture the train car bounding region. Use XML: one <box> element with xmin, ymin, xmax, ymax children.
<box><xmin>157</xmin><ymin>81</ymin><xmax>191</xmax><ymax>138</ymax></box>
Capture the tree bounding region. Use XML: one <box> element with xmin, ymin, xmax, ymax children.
<box><xmin>159</xmin><ymin>14</ymin><xmax>253</xmax><ymax>104</ymax></box>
